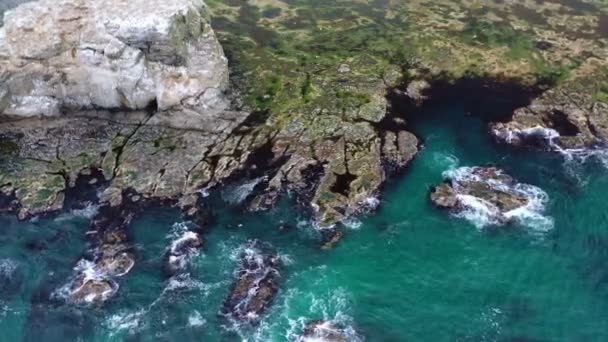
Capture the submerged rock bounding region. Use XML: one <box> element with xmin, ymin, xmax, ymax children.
<box><xmin>221</xmin><ymin>240</ymin><xmax>281</xmax><ymax>324</ymax></box>
<box><xmin>430</xmin><ymin>167</ymin><xmax>552</xmax><ymax>230</ymax></box>
<box><xmin>0</xmin><ymin>0</ymin><xmax>229</xmax><ymax>129</ymax></box>
<box><xmin>299</xmin><ymin>320</ymin><xmax>362</xmax><ymax>342</ymax></box>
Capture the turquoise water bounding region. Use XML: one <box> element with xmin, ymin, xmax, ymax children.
<box><xmin>2</xmin><ymin>102</ymin><xmax>608</xmax><ymax>341</ymax></box>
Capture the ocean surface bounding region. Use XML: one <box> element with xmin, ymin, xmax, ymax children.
<box><xmin>1</xmin><ymin>100</ymin><xmax>608</xmax><ymax>341</ymax></box>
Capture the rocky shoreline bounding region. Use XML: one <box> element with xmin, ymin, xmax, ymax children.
<box><xmin>2</xmin><ymin>0</ymin><xmax>607</xmax><ymax>232</ymax></box>
<box><xmin>1</xmin><ymin>0</ymin><xmax>608</xmax><ymax>330</ymax></box>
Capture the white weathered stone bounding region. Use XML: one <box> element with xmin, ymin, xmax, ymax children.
<box><xmin>0</xmin><ymin>0</ymin><xmax>230</xmax><ymax>130</ymax></box>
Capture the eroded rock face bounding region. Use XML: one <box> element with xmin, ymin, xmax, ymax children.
<box><xmin>0</xmin><ymin>0</ymin><xmax>229</xmax><ymax>129</ymax></box>
<box><xmin>490</xmin><ymin>65</ymin><xmax>608</xmax><ymax>152</ymax></box>
<box><xmin>221</xmin><ymin>240</ymin><xmax>281</xmax><ymax>324</ymax></box>
<box><xmin>0</xmin><ymin>111</ymin><xmax>251</xmax><ymax>219</ymax></box>
<box><xmin>246</xmin><ymin>62</ymin><xmax>420</xmax><ymax>228</ymax></box>
<box><xmin>430</xmin><ymin>167</ymin><xmax>552</xmax><ymax>229</ymax></box>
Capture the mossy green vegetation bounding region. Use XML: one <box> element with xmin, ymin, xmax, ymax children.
<box><xmin>207</xmin><ymin>0</ymin><xmax>608</xmax><ymax>122</ymax></box>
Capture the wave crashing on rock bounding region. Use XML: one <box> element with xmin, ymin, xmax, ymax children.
<box><xmin>431</xmin><ymin>167</ymin><xmax>553</xmax><ymax>232</ymax></box>
<box><xmin>221</xmin><ymin>240</ymin><xmax>282</xmax><ymax>325</ymax></box>
<box><xmin>163</xmin><ymin>222</ymin><xmax>203</xmax><ymax>277</ymax></box>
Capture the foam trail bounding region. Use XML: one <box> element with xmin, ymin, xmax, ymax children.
<box><xmin>54</xmin><ymin>204</ymin><xmax>100</xmax><ymax>222</ymax></box>
<box><xmin>222</xmin><ymin>176</ymin><xmax>267</xmax><ymax>205</ymax></box>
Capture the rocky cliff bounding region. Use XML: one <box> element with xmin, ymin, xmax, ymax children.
<box><xmin>0</xmin><ymin>0</ymin><xmax>231</xmax><ymax>130</ymax></box>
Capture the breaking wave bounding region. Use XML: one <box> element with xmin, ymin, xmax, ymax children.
<box><xmin>53</xmin><ymin>259</ymin><xmax>120</xmax><ymax>305</ymax></box>
<box><xmin>164</xmin><ymin>221</ymin><xmax>202</xmax><ymax>275</ymax></box>
<box><xmin>443</xmin><ymin>167</ymin><xmax>553</xmax><ymax>233</ymax></box>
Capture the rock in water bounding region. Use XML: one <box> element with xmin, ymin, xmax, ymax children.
<box><xmin>430</xmin><ymin>166</ymin><xmax>552</xmax><ymax>229</ymax></box>
<box><xmin>221</xmin><ymin>240</ymin><xmax>281</xmax><ymax>324</ymax></box>
<box><xmin>55</xmin><ymin>200</ymin><xmax>138</xmax><ymax>305</ymax></box>
<box><xmin>0</xmin><ymin>0</ymin><xmax>229</xmax><ymax>130</ymax></box>
<box><xmin>163</xmin><ymin>224</ymin><xmax>204</xmax><ymax>277</ymax></box>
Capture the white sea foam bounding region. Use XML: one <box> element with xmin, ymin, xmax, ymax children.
<box><xmin>361</xmin><ymin>196</ymin><xmax>380</xmax><ymax>210</ymax></box>
<box><xmin>453</xmin><ymin>194</ymin><xmax>502</xmax><ymax>228</ymax></box>
<box><xmin>188</xmin><ymin>310</ymin><xmax>206</xmax><ymax>327</ymax></box>
<box><xmin>282</xmin><ymin>286</ymin><xmax>361</xmax><ymax>342</ymax></box>
<box><xmin>496</xmin><ymin>125</ymin><xmax>608</xmax><ymax>173</ymax></box>
<box><xmin>0</xmin><ymin>258</ymin><xmax>18</xmax><ymax>278</ymax></box>
<box><xmin>53</xmin><ymin>258</ymin><xmax>119</xmax><ymax>304</ymax></box>
<box><xmin>493</xmin><ymin>125</ymin><xmax>560</xmax><ymax>147</ymax></box>
<box><xmin>104</xmin><ymin>309</ymin><xmax>146</xmax><ymax>336</ymax></box>
<box><xmin>444</xmin><ymin>167</ymin><xmax>553</xmax><ymax>232</ymax></box>
<box><xmin>54</xmin><ymin>204</ymin><xmax>100</xmax><ymax>222</ymax></box>
<box><xmin>222</xmin><ymin>176</ymin><xmax>267</xmax><ymax>205</ymax></box>
<box><xmin>341</xmin><ymin>217</ymin><xmax>362</xmax><ymax>230</ymax></box>
<box><xmin>504</xmin><ymin>183</ymin><xmax>554</xmax><ymax>233</ymax></box>
<box><xmin>432</xmin><ymin>152</ymin><xmax>460</xmax><ymax>171</ymax></box>
<box><xmin>165</xmin><ymin>222</ymin><xmax>202</xmax><ymax>273</ymax></box>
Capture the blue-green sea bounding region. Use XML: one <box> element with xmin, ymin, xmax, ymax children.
<box><xmin>1</xmin><ymin>100</ymin><xmax>608</xmax><ymax>341</ymax></box>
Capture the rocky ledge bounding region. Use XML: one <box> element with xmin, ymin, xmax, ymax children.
<box><xmin>490</xmin><ymin>64</ymin><xmax>608</xmax><ymax>152</ymax></box>
<box><xmin>0</xmin><ymin>0</ymin><xmax>421</xmax><ymax>239</ymax></box>
<box><xmin>430</xmin><ymin>167</ymin><xmax>552</xmax><ymax>229</ymax></box>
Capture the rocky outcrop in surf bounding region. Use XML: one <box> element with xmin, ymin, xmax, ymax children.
<box><xmin>162</xmin><ymin>222</ymin><xmax>204</xmax><ymax>277</ymax></box>
<box><xmin>430</xmin><ymin>167</ymin><xmax>553</xmax><ymax>231</ymax></box>
<box><xmin>221</xmin><ymin>240</ymin><xmax>281</xmax><ymax>324</ymax></box>
<box><xmin>55</xmin><ymin>197</ymin><xmax>140</xmax><ymax>305</ymax></box>
<box><xmin>0</xmin><ymin>0</ymin><xmax>230</xmax><ymax>130</ymax></box>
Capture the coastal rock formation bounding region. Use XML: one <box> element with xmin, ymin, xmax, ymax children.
<box><xmin>0</xmin><ymin>0</ymin><xmax>256</xmax><ymax>224</ymax></box>
<box><xmin>56</xmin><ymin>199</ymin><xmax>139</xmax><ymax>304</ymax></box>
<box><xmin>221</xmin><ymin>240</ymin><xmax>281</xmax><ymax>324</ymax></box>
<box><xmin>0</xmin><ymin>0</ymin><xmax>229</xmax><ymax>129</ymax></box>
<box><xmin>245</xmin><ymin>58</ymin><xmax>420</xmax><ymax>228</ymax></box>
<box><xmin>430</xmin><ymin>167</ymin><xmax>552</xmax><ymax>229</ymax></box>
<box><xmin>0</xmin><ymin>0</ymin><xmax>418</xmax><ymax>233</ymax></box>
<box><xmin>491</xmin><ymin>64</ymin><xmax>608</xmax><ymax>152</ymax></box>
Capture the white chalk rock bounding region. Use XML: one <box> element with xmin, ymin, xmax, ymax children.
<box><xmin>0</xmin><ymin>0</ymin><xmax>230</xmax><ymax>130</ymax></box>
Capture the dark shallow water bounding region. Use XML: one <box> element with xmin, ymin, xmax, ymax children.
<box><xmin>1</xmin><ymin>102</ymin><xmax>608</xmax><ymax>341</ymax></box>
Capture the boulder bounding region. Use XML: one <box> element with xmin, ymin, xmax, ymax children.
<box><xmin>221</xmin><ymin>240</ymin><xmax>281</xmax><ymax>324</ymax></box>
<box><xmin>0</xmin><ymin>0</ymin><xmax>229</xmax><ymax>130</ymax></box>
